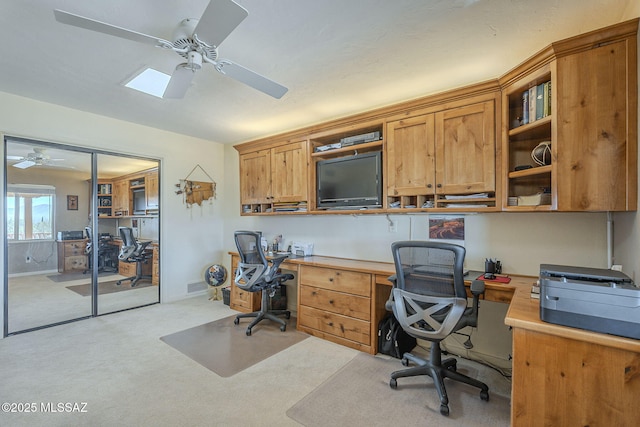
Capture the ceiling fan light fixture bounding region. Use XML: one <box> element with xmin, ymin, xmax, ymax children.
<box><xmin>124</xmin><ymin>68</ymin><xmax>171</xmax><ymax>98</ymax></box>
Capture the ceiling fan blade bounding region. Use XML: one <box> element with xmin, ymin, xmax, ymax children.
<box><xmin>215</xmin><ymin>60</ymin><xmax>288</xmax><ymax>99</ymax></box>
<box><xmin>193</xmin><ymin>0</ymin><xmax>248</xmax><ymax>47</ymax></box>
<box><xmin>53</xmin><ymin>9</ymin><xmax>171</xmax><ymax>47</ymax></box>
<box><xmin>13</xmin><ymin>160</ymin><xmax>35</xmax><ymax>169</ymax></box>
<box><xmin>163</xmin><ymin>65</ymin><xmax>197</xmax><ymax>99</ymax></box>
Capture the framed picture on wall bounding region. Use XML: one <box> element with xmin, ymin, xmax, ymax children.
<box><xmin>67</xmin><ymin>195</ymin><xmax>78</xmax><ymax>210</ymax></box>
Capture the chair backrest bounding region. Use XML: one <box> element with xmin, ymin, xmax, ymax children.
<box><xmin>118</xmin><ymin>227</ymin><xmax>137</xmax><ymax>261</ymax></box>
<box><xmin>84</xmin><ymin>226</ymin><xmax>93</xmax><ymax>254</ymax></box>
<box><xmin>389</xmin><ymin>241</ymin><xmax>468</xmax><ymax>341</ymax></box>
<box><xmin>234</xmin><ymin>230</ymin><xmax>268</xmax><ymax>290</ymax></box>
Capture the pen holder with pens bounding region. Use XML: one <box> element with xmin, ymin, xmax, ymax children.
<box><xmin>484</xmin><ymin>259</ymin><xmax>502</xmax><ymax>279</ymax></box>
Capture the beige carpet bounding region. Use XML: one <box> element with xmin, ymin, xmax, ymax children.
<box><xmin>287</xmin><ymin>352</ymin><xmax>511</xmax><ymax>426</ymax></box>
<box><xmin>66</xmin><ymin>279</ymin><xmax>152</xmax><ymax>296</ymax></box>
<box><xmin>160</xmin><ymin>314</ymin><xmax>308</xmax><ymax>377</ymax></box>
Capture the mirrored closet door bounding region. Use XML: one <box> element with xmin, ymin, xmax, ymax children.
<box><xmin>4</xmin><ymin>137</ymin><xmax>160</xmax><ymax>335</ymax></box>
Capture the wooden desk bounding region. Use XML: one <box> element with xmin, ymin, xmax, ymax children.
<box><xmin>228</xmin><ymin>253</ymin><xmax>531</xmax><ymax>354</ymax></box>
<box><xmin>505</xmin><ymin>286</ymin><xmax>640</xmax><ymax>426</ymax></box>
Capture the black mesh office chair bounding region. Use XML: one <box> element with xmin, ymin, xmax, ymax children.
<box><xmin>83</xmin><ymin>226</ymin><xmax>117</xmax><ymax>274</ymax></box>
<box><xmin>386</xmin><ymin>240</ymin><xmax>489</xmax><ymax>416</ymax></box>
<box><xmin>233</xmin><ymin>230</ymin><xmax>293</xmax><ymax>336</ymax></box>
<box><xmin>116</xmin><ymin>227</ymin><xmax>152</xmax><ymax>287</ymax></box>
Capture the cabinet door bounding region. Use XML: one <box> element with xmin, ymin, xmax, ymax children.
<box><xmin>112</xmin><ymin>179</ymin><xmax>130</xmax><ymax>214</ymax></box>
<box><xmin>271</xmin><ymin>141</ymin><xmax>308</xmax><ymax>202</ymax></box>
<box><xmin>145</xmin><ymin>171</ymin><xmax>159</xmax><ymax>209</ymax></box>
<box><xmin>435</xmin><ymin>100</ymin><xmax>495</xmax><ymax>194</ymax></box>
<box><xmin>556</xmin><ymin>39</ymin><xmax>636</xmax><ymax>211</ymax></box>
<box><xmin>239</xmin><ymin>149</ymin><xmax>272</xmax><ymax>204</ymax></box>
<box><xmin>386</xmin><ymin>114</ymin><xmax>436</xmax><ymax>196</ymax></box>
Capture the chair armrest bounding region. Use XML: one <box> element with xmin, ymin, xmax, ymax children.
<box><xmin>470</xmin><ymin>279</ymin><xmax>485</xmax><ymax>296</ymax></box>
<box><xmin>268</xmin><ymin>253</ymin><xmax>289</xmax><ymax>270</ymax></box>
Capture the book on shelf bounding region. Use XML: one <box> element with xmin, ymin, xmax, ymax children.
<box><xmin>520</xmin><ymin>80</ymin><xmax>551</xmax><ymax>126</ymax></box>
<box><xmin>522</xmin><ymin>89</ymin><xmax>529</xmax><ymax>124</ymax></box>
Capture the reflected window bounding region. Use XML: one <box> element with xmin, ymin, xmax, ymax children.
<box><xmin>7</xmin><ymin>184</ymin><xmax>55</xmax><ymax>241</ymax></box>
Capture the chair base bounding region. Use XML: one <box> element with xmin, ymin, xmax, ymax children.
<box><xmin>389</xmin><ymin>343</ymin><xmax>489</xmax><ymax>416</ymax></box>
<box><xmin>234</xmin><ymin>286</ymin><xmax>290</xmax><ymax>336</ymax></box>
<box><xmin>117</xmin><ymin>274</ymin><xmax>152</xmax><ymax>287</ymax></box>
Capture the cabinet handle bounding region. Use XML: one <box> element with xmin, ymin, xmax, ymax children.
<box><xmin>437</xmin><ymin>183</ymin><xmax>442</xmax><ymax>188</ymax></box>
<box><xmin>328</xmin><ymin>322</ymin><xmax>334</xmax><ymax>327</ymax></box>
<box><xmin>427</xmin><ymin>184</ymin><xmax>432</xmax><ymax>188</ymax></box>
<box><xmin>329</xmin><ymin>299</ymin><xmax>334</xmax><ymax>304</ymax></box>
<box><xmin>328</xmin><ymin>278</ymin><xmax>333</xmax><ymax>282</ymax></box>
<box><xmin>311</xmin><ymin>291</ymin><xmax>317</xmax><ymax>296</ymax></box>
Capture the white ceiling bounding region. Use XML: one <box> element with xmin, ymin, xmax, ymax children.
<box><xmin>0</xmin><ymin>0</ymin><xmax>636</xmax><ymax>145</ymax></box>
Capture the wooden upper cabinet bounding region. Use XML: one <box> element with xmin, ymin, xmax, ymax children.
<box><xmin>435</xmin><ymin>100</ymin><xmax>496</xmax><ymax>194</ymax></box>
<box><xmin>270</xmin><ymin>141</ymin><xmax>308</xmax><ymax>202</ymax></box>
<box><xmin>555</xmin><ymin>38</ymin><xmax>637</xmax><ymax>211</ymax></box>
<box><xmin>112</xmin><ymin>178</ymin><xmax>130</xmax><ymax>215</ymax></box>
<box><xmin>145</xmin><ymin>170</ymin><xmax>159</xmax><ymax>209</ymax></box>
<box><xmin>386</xmin><ymin>114</ymin><xmax>436</xmax><ymax>196</ymax></box>
<box><xmin>239</xmin><ymin>149</ymin><xmax>272</xmax><ymax>205</ymax></box>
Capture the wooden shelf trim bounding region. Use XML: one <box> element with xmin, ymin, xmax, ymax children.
<box><xmin>508</xmin><ymin>165</ymin><xmax>552</xmax><ymax>179</ymax></box>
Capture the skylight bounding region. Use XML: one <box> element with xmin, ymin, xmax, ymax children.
<box><xmin>124</xmin><ymin>68</ymin><xmax>171</xmax><ymax>98</ymax></box>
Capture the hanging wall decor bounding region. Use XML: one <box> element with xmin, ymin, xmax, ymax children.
<box><xmin>175</xmin><ymin>164</ymin><xmax>216</xmax><ymax>207</ymax></box>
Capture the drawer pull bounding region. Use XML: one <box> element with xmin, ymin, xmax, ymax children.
<box><xmin>329</xmin><ymin>299</ymin><xmax>334</xmax><ymax>304</ymax></box>
<box><xmin>328</xmin><ymin>322</ymin><xmax>334</xmax><ymax>327</ymax></box>
<box><xmin>328</xmin><ymin>278</ymin><xmax>333</xmax><ymax>282</ymax></box>
<box><xmin>311</xmin><ymin>291</ymin><xmax>317</xmax><ymax>296</ymax></box>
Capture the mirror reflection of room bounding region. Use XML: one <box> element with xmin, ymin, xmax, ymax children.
<box><xmin>5</xmin><ymin>138</ymin><xmax>160</xmax><ymax>334</ymax></box>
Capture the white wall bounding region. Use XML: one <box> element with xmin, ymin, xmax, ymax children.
<box><xmin>1</xmin><ymin>91</ymin><xmax>226</xmax><ymax>334</ymax></box>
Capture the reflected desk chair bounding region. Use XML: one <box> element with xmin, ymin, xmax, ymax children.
<box><xmin>83</xmin><ymin>226</ymin><xmax>118</xmax><ymax>274</ymax></box>
<box><xmin>386</xmin><ymin>240</ymin><xmax>489</xmax><ymax>416</ymax></box>
<box><xmin>116</xmin><ymin>227</ymin><xmax>152</xmax><ymax>287</ymax></box>
<box><xmin>233</xmin><ymin>230</ymin><xmax>293</xmax><ymax>336</ymax></box>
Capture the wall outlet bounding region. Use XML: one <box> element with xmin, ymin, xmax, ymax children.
<box><xmin>388</xmin><ymin>221</ymin><xmax>397</xmax><ymax>233</ymax></box>
<box><xmin>25</xmin><ymin>256</ymin><xmax>31</xmax><ymax>263</ymax></box>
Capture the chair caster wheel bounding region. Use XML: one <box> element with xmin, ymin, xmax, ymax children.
<box><xmin>440</xmin><ymin>404</ymin><xmax>450</xmax><ymax>416</ymax></box>
<box><xmin>480</xmin><ymin>390</ymin><xmax>490</xmax><ymax>401</ymax></box>
<box><xmin>233</xmin><ymin>317</ymin><xmax>240</xmax><ymax>325</ymax></box>
<box><xmin>116</xmin><ymin>281</ymin><xmax>122</xmax><ymax>286</ymax></box>
<box><xmin>401</xmin><ymin>358</ymin><xmax>409</xmax><ymax>366</ymax></box>
<box><xmin>280</xmin><ymin>325</ymin><xmax>286</xmax><ymax>332</ymax></box>
<box><xmin>285</xmin><ymin>312</ymin><xmax>291</xmax><ymax>319</ymax></box>
<box><xmin>246</xmin><ymin>328</ymin><xmax>252</xmax><ymax>336</ymax></box>
<box><xmin>389</xmin><ymin>378</ymin><xmax>397</xmax><ymax>389</ymax></box>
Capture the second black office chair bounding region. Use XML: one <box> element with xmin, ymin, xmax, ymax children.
<box><xmin>116</xmin><ymin>227</ymin><xmax>152</xmax><ymax>287</ymax></box>
<box><xmin>387</xmin><ymin>240</ymin><xmax>489</xmax><ymax>416</ymax></box>
<box><xmin>233</xmin><ymin>230</ymin><xmax>292</xmax><ymax>336</ymax></box>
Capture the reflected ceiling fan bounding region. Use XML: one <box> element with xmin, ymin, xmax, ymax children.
<box><xmin>7</xmin><ymin>148</ymin><xmax>67</xmax><ymax>169</ymax></box>
<box><xmin>53</xmin><ymin>0</ymin><xmax>288</xmax><ymax>99</ymax></box>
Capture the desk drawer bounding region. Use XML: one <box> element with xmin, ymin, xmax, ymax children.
<box><xmin>299</xmin><ymin>305</ymin><xmax>370</xmax><ymax>344</ymax></box>
<box><xmin>299</xmin><ymin>285</ymin><xmax>370</xmax><ymax>321</ymax></box>
<box><xmin>64</xmin><ymin>241</ymin><xmax>85</xmax><ymax>256</ymax></box>
<box><xmin>64</xmin><ymin>255</ymin><xmax>87</xmax><ymax>271</ymax></box>
<box><xmin>299</xmin><ymin>265</ymin><xmax>370</xmax><ymax>297</ymax></box>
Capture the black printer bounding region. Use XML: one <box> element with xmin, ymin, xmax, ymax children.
<box><xmin>540</xmin><ymin>264</ymin><xmax>640</xmax><ymax>339</ymax></box>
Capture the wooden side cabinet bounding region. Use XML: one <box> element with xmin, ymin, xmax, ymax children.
<box><xmin>57</xmin><ymin>239</ymin><xmax>87</xmax><ymax>272</ymax></box>
<box><xmin>151</xmin><ymin>244</ymin><xmax>159</xmax><ymax>285</ymax></box>
<box><xmin>297</xmin><ymin>265</ymin><xmax>374</xmax><ymax>353</ymax></box>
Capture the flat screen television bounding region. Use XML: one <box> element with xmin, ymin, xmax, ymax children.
<box><xmin>316</xmin><ymin>151</ymin><xmax>382</xmax><ymax>209</ymax></box>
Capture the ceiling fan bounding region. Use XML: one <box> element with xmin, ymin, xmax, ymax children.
<box><xmin>53</xmin><ymin>0</ymin><xmax>288</xmax><ymax>99</ymax></box>
<box><xmin>7</xmin><ymin>148</ymin><xmax>66</xmax><ymax>169</ymax></box>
